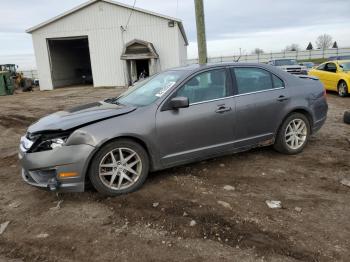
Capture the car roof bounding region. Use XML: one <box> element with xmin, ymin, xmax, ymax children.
<box><xmin>171</xmin><ymin>62</ymin><xmax>276</xmax><ymax>72</ymax></box>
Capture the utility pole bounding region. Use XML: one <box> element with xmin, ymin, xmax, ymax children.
<box><xmin>194</xmin><ymin>0</ymin><xmax>207</xmax><ymax>64</ymax></box>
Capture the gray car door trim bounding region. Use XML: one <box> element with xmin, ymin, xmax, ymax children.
<box><xmin>233</xmin><ymin>87</ymin><xmax>285</xmax><ymax>97</ymax></box>
<box><xmin>162</xmin><ymin>132</ymin><xmax>272</xmax><ymax>160</ymax></box>
<box><xmin>189</xmin><ymin>86</ymin><xmax>286</xmax><ymax>106</ymax></box>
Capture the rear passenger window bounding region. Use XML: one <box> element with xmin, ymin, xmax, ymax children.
<box><xmin>272</xmin><ymin>74</ymin><xmax>284</xmax><ymax>88</ymax></box>
<box><xmin>232</xmin><ymin>68</ymin><xmax>273</xmax><ymax>94</ymax></box>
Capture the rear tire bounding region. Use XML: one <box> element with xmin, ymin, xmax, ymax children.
<box><xmin>89</xmin><ymin>139</ymin><xmax>149</xmax><ymax>196</ymax></box>
<box><xmin>338</xmin><ymin>81</ymin><xmax>348</xmax><ymax>97</ymax></box>
<box><xmin>344</xmin><ymin>111</ymin><xmax>350</xmax><ymax>125</ymax></box>
<box><xmin>274</xmin><ymin>113</ymin><xmax>311</xmax><ymax>155</ymax></box>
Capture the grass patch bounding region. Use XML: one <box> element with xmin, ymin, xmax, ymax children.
<box><xmin>298</xmin><ymin>58</ymin><xmax>327</xmax><ymax>64</ymax></box>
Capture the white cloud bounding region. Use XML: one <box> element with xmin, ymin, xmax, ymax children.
<box><xmin>188</xmin><ymin>23</ymin><xmax>350</xmax><ymax>58</ymax></box>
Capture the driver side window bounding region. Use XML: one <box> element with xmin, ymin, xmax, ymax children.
<box><xmin>176</xmin><ymin>69</ymin><xmax>228</xmax><ymax>104</ymax></box>
<box><xmin>317</xmin><ymin>64</ymin><xmax>326</xmax><ymax>71</ymax></box>
<box><xmin>325</xmin><ymin>63</ymin><xmax>337</xmax><ymax>73</ymax></box>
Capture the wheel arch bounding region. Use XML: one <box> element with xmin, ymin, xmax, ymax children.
<box><xmin>83</xmin><ymin>135</ymin><xmax>156</xmax><ymax>186</ymax></box>
<box><xmin>337</xmin><ymin>79</ymin><xmax>348</xmax><ymax>88</ymax></box>
<box><xmin>276</xmin><ymin>108</ymin><xmax>314</xmax><ymax>136</ymax></box>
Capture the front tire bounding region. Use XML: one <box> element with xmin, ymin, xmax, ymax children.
<box><xmin>338</xmin><ymin>81</ymin><xmax>348</xmax><ymax>97</ymax></box>
<box><xmin>274</xmin><ymin>113</ymin><xmax>310</xmax><ymax>155</ymax></box>
<box><xmin>89</xmin><ymin>139</ymin><xmax>149</xmax><ymax>196</ymax></box>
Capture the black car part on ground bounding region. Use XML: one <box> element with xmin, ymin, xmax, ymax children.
<box><xmin>344</xmin><ymin>111</ymin><xmax>350</xmax><ymax>124</ymax></box>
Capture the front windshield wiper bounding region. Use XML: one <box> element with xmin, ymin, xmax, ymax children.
<box><xmin>104</xmin><ymin>97</ymin><xmax>124</xmax><ymax>106</ymax></box>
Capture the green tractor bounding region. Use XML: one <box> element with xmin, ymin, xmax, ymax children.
<box><xmin>0</xmin><ymin>71</ymin><xmax>14</xmax><ymax>96</ymax></box>
<box><xmin>0</xmin><ymin>64</ymin><xmax>33</xmax><ymax>92</ymax></box>
<box><xmin>0</xmin><ymin>64</ymin><xmax>18</xmax><ymax>77</ymax></box>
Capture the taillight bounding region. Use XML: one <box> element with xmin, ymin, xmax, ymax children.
<box><xmin>323</xmin><ymin>88</ymin><xmax>327</xmax><ymax>98</ymax></box>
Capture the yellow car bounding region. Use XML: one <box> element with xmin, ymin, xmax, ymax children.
<box><xmin>308</xmin><ymin>60</ymin><xmax>350</xmax><ymax>97</ymax></box>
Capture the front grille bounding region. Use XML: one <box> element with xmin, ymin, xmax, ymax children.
<box><xmin>286</xmin><ymin>68</ymin><xmax>302</xmax><ymax>74</ymax></box>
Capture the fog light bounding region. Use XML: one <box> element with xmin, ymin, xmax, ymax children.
<box><xmin>48</xmin><ymin>178</ymin><xmax>58</xmax><ymax>191</ymax></box>
<box><xmin>59</xmin><ymin>172</ymin><xmax>79</xmax><ymax>178</ymax></box>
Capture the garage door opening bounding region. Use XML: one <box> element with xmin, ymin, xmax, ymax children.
<box><xmin>47</xmin><ymin>36</ymin><xmax>93</xmax><ymax>88</ymax></box>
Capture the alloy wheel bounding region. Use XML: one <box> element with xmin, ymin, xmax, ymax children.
<box><xmin>285</xmin><ymin>119</ymin><xmax>307</xmax><ymax>150</ymax></box>
<box><xmin>99</xmin><ymin>148</ymin><xmax>142</xmax><ymax>190</ymax></box>
<box><xmin>338</xmin><ymin>82</ymin><xmax>347</xmax><ymax>97</ymax></box>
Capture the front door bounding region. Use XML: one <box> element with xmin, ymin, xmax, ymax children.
<box><xmin>323</xmin><ymin>62</ymin><xmax>339</xmax><ymax>91</ymax></box>
<box><xmin>155</xmin><ymin>68</ymin><xmax>236</xmax><ymax>167</ymax></box>
<box><xmin>230</xmin><ymin>67</ymin><xmax>289</xmax><ymax>147</ymax></box>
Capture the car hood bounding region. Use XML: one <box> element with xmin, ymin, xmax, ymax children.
<box><xmin>28</xmin><ymin>101</ymin><xmax>136</xmax><ymax>133</ymax></box>
<box><xmin>278</xmin><ymin>65</ymin><xmax>303</xmax><ymax>69</ymax></box>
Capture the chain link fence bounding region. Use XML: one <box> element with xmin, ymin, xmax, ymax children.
<box><xmin>20</xmin><ymin>70</ymin><xmax>38</xmax><ymax>79</ymax></box>
<box><xmin>186</xmin><ymin>47</ymin><xmax>350</xmax><ymax>65</ymax></box>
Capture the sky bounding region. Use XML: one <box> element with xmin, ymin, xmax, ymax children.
<box><xmin>1</xmin><ymin>0</ymin><xmax>350</xmax><ymax>69</ymax></box>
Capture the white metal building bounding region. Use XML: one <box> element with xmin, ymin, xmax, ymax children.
<box><xmin>26</xmin><ymin>0</ymin><xmax>188</xmax><ymax>90</ymax></box>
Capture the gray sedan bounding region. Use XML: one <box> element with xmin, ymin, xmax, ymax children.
<box><xmin>19</xmin><ymin>63</ymin><xmax>328</xmax><ymax>196</ymax></box>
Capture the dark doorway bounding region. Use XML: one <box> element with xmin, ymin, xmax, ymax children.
<box><xmin>47</xmin><ymin>36</ymin><xmax>93</xmax><ymax>88</ymax></box>
<box><xmin>135</xmin><ymin>59</ymin><xmax>149</xmax><ymax>80</ymax></box>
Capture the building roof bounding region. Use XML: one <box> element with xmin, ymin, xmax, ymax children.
<box><xmin>26</xmin><ymin>0</ymin><xmax>188</xmax><ymax>45</ymax></box>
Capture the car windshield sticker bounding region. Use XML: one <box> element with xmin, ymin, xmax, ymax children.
<box><xmin>156</xmin><ymin>82</ymin><xmax>176</xmax><ymax>97</ymax></box>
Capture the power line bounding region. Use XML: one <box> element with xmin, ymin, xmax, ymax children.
<box><xmin>176</xmin><ymin>0</ymin><xmax>179</xmax><ymax>17</ymax></box>
<box><xmin>125</xmin><ymin>0</ymin><xmax>137</xmax><ymax>30</ymax></box>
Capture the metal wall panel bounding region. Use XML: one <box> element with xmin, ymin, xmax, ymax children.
<box><xmin>31</xmin><ymin>1</ymin><xmax>188</xmax><ymax>90</ymax></box>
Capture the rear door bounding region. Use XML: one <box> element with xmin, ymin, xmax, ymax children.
<box><xmin>230</xmin><ymin>67</ymin><xmax>289</xmax><ymax>148</ymax></box>
<box><xmin>155</xmin><ymin>68</ymin><xmax>236</xmax><ymax>167</ymax></box>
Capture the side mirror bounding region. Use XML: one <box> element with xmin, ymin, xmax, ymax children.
<box><xmin>169</xmin><ymin>97</ymin><xmax>189</xmax><ymax>109</ymax></box>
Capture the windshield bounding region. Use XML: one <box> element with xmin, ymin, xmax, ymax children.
<box><xmin>340</xmin><ymin>62</ymin><xmax>350</xmax><ymax>72</ymax></box>
<box><xmin>275</xmin><ymin>59</ymin><xmax>298</xmax><ymax>66</ymax></box>
<box><xmin>303</xmin><ymin>62</ymin><xmax>314</xmax><ymax>68</ymax></box>
<box><xmin>112</xmin><ymin>70</ymin><xmax>186</xmax><ymax>107</ymax></box>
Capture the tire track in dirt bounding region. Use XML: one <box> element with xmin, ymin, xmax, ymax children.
<box><xmin>101</xmin><ymin>197</ymin><xmax>322</xmax><ymax>261</ymax></box>
<box><xmin>0</xmin><ymin>115</ymin><xmax>37</xmax><ymax>129</ymax></box>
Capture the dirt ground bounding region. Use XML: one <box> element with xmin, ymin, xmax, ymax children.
<box><xmin>0</xmin><ymin>86</ymin><xmax>349</xmax><ymax>262</ymax></box>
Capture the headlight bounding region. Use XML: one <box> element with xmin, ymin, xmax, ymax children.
<box><xmin>50</xmin><ymin>138</ymin><xmax>67</xmax><ymax>149</ymax></box>
<box><xmin>26</xmin><ymin>132</ymin><xmax>71</xmax><ymax>153</ymax></box>
<box><xmin>37</xmin><ymin>136</ymin><xmax>69</xmax><ymax>151</ymax></box>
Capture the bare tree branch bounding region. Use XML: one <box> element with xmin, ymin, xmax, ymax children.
<box><xmin>316</xmin><ymin>34</ymin><xmax>333</xmax><ymax>49</ymax></box>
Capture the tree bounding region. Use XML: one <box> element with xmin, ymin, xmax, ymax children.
<box><xmin>252</xmin><ymin>48</ymin><xmax>264</xmax><ymax>55</ymax></box>
<box><xmin>332</xmin><ymin>41</ymin><xmax>338</xmax><ymax>49</ymax></box>
<box><xmin>316</xmin><ymin>34</ymin><xmax>333</xmax><ymax>50</ymax></box>
<box><xmin>306</xmin><ymin>42</ymin><xmax>313</xmax><ymax>50</ymax></box>
<box><xmin>284</xmin><ymin>44</ymin><xmax>300</xmax><ymax>52</ymax></box>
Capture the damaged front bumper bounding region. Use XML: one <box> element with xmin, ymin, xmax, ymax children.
<box><xmin>18</xmin><ymin>144</ymin><xmax>95</xmax><ymax>192</ymax></box>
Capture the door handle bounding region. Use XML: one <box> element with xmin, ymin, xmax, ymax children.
<box><xmin>215</xmin><ymin>105</ymin><xmax>232</xmax><ymax>114</ymax></box>
<box><xmin>277</xmin><ymin>95</ymin><xmax>289</xmax><ymax>102</ymax></box>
